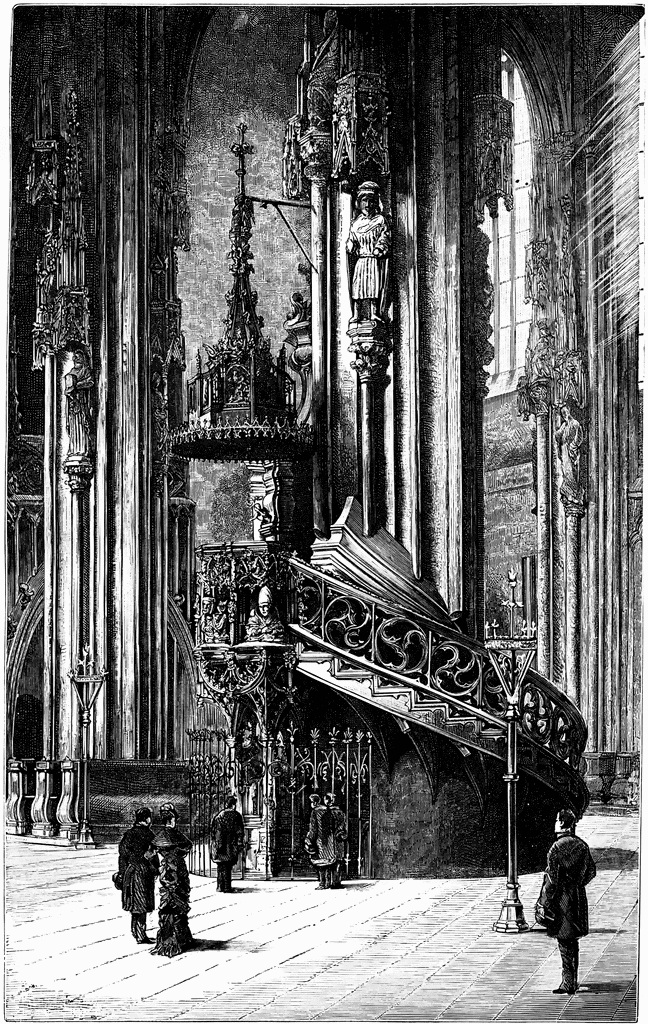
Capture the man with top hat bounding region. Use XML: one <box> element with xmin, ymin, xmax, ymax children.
<box><xmin>210</xmin><ymin>795</ymin><xmax>245</xmax><ymax>893</ymax></box>
<box><xmin>346</xmin><ymin>181</ymin><xmax>391</xmax><ymax>322</ymax></box>
<box><xmin>543</xmin><ymin>808</ymin><xmax>597</xmax><ymax>994</ymax></box>
<box><xmin>116</xmin><ymin>806</ymin><xmax>159</xmax><ymax>944</ymax></box>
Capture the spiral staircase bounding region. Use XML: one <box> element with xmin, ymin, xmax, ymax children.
<box><xmin>288</xmin><ymin>500</ymin><xmax>589</xmax><ymax>816</ymax></box>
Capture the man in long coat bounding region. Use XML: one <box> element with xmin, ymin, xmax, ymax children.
<box><xmin>544</xmin><ymin>808</ymin><xmax>597</xmax><ymax>994</ymax></box>
<box><xmin>306</xmin><ymin>793</ymin><xmax>347</xmax><ymax>889</ymax></box>
<box><xmin>117</xmin><ymin>806</ymin><xmax>159</xmax><ymax>943</ymax></box>
<box><xmin>210</xmin><ymin>795</ymin><xmax>245</xmax><ymax>893</ymax></box>
<box><xmin>325</xmin><ymin>792</ymin><xmax>348</xmax><ymax>889</ymax></box>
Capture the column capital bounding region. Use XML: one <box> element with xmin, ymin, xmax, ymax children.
<box><xmin>562</xmin><ymin>496</ymin><xmax>586</xmax><ymax>519</ymax></box>
<box><xmin>348</xmin><ymin>320</ymin><xmax>392</xmax><ymax>384</ymax></box>
<box><xmin>64</xmin><ymin>454</ymin><xmax>94</xmax><ymax>492</ymax></box>
<box><xmin>300</xmin><ymin>127</ymin><xmax>333</xmax><ymax>184</ymax></box>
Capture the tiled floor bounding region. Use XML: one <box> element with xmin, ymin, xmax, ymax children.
<box><xmin>4</xmin><ymin>814</ymin><xmax>638</xmax><ymax>1022</ymax></box>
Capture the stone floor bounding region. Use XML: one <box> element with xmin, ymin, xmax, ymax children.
<box><xmin>4</xmin><ymin>814</ymin><xmax>639</xmax><ymax>1022</ymax></box>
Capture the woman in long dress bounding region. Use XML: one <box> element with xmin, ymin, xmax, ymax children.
<box><xmin>150</xmin><ymin>803</ymin><xmax>194</xmax><ymax>957</ymax></box>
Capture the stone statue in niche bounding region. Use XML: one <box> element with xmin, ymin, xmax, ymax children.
<box><xmin>346</xmin><ymin>181</ymin><xmax>391</xmax><ymax>323</ymax></box>
<box><xmin>245</xmin><ymin>584</ymin><xmax>287</xmax><ymax>643</ymax></box>
<box><xmin>307</xmin><ymin>9</ymin><xmax>339</xmax><ymax>129</ymax></box>
<box><xmin>555</xmin><ymin>404</ymin><xmax>584</xmax><ymax>504</ymax></box>
<box><xmin>200</xmin><ymin>590</ymin><xmax>230</xmax><ymax>644</ymax></box>
<box><xmin>64</xmin><ymin>348</ymin><xmax>93</xmax><ymax>457</ymax></box>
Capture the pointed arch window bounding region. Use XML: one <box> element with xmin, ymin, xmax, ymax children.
<box><xmin>484</xmin><ymin>53</ymin><xmax>533</xmax><ymax>380</ymax></box>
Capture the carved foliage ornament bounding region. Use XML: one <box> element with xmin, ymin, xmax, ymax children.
<box><xmin>332</xmin><ymin>72</ymin><xmax>390</xmax><ymax>185</ymax></box>
<box><xmin>282</xmin><ymin>114</ymin><xmax>307</xmax><ymax>201</ymax></box>
<box><xmin>300</xmin><ymin>126</ymin><xmax>333</xmax><ymax>183</ymax></box>
<box><xmin>517</xmin><ymin>325</ymin><xmax>587</xmax><ymax>421</ymax></box>
<box><xmin>524</xmin><ymin>240</ymin><xmax>552</xmax><ymax>311</ymax></box>
<box><xmin>471</xmin><ymin>226</ymin><xmax>495</xmax><ymax>395</ymax></box>
<box><xmin>473</xmin><ymin>94</ymin><xmax>514</xmax><ymax>220</ymax></box>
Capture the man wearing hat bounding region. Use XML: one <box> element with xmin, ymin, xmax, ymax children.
<box><xmin>325</xmin><ymin>791</ymin><xmax>348</xmax><ymax>889</ymax></box>
<box><xmin>543</xmin><ymin>808</ymin><xmax>597</xmax><ymax>994</ymax></box>
<box><xmin>346</xmin><ymin>181</ymin><xmax>390</xmax><ymax>323</ymax></box>
<box><xmin>116</xmin><ymin>806</ymin><xmax>159</xmax><ymax>944</ymax></box>
<box><xmin>306</xmin><ymin>794</ymin><xmax>326</xmax><ymax>886</ymax></box>
<box><xmin>305</xmin><ymin>793</ymin><xmax>336</xmax><ymax>889</ymax></box>
<box><xmin>210</xmin><ymin>795</ymin><xmax>245</xmax><ymax>893</ymax></box>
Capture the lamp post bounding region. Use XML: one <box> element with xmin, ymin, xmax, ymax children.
<box><xmin>69</xmin><ymin>646</ymin><xmax>107</xmax><ymax>848</ymax></box>
<box><xmin>485</xmin><ymin>568</ymin><xmax>537</xmax><ymax>933</ymax></box>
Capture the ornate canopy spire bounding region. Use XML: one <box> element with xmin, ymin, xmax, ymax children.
<box><xmin>172</xmin><ymin>125</ymin><xmax>314</xmax><ymax>462</ymax></box>
<box><xmin>210</xmin><ymin>122</ymin><xmax>269</xmax><ymax>364</ymax></box>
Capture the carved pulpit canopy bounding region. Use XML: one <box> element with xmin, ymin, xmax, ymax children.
<box><xmin>171</xmin><ymin>125</ymin><xmax>313</xmax><ymax>463</ymax></box>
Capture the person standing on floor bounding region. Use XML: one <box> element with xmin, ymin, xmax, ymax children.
<box><xmin>544</xmin><ymin>808</ymin><xmax>597</xmax><ymax>994</ymax></box>
<box><xmin>306</xmin><ymin>794</ymin><xmax>325</xmax><ymax>886</ymax></box>
<box><xmin>116</xmin><ymin>806</ymin><xmax>159</xmax><ymax>944</ymax></box>
<box><xmin>325</xmin><ymin>791</ymin><xmax>348</xmax><ymax>889</ymax></box>
<box><xmin>150</xmin><ymin>803</ymin><xmax>194</xmax><ymax>957</ymax></box>
<box><xmin>210</xmin><ymin>795</ymin><xmax>245</xmax><ymax>893</ymax></box>
<box><xmin>305</xmin><ymin>793</ymin><xmax>337</xmax><ymax>889</ymax></box>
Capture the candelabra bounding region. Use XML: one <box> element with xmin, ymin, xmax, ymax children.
<box><xmin>68</xmin><ymin>646</ymin><xmax>107</xmax><ymax>848</ymax></box>
<box><xmin>485</xmin><ymin>569</ymin><xmax>537</xmax><ymax>933</ymax></box>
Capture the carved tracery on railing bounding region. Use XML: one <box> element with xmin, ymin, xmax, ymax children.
<box><xmin>291</xmin><ymin>560</ymin><xmax>586</xmax><ymax>770</ymax></box>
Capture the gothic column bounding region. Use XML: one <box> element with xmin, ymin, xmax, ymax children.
<box><xmin>172</xmin><ymin>504</ymin><xmax>181</xmax><ymax>598</ymax></box>
<box><xmin>186</xmin><ymin>508</ymin><xmax>195</xmax><ymax>623</ymax></box>
<box><xmin>535</xmin><ymin>406</ymin><xmax>553</xmax><ymax>678</ymax></box>
<box><xmin>459</xmin><ymin>9</ymin><xmax>509</xmax><ymax>638</ymax></box>
<box><xmin>12</xmin><ymin>507</ymin><xmax>23</xmax><ymax>605</ymax></box>
<box><xmin>65</xmin><ymin>457</ymin><xmax>94</xmax><ymax>669</ymax></box>
<box><xmin>563</xmin><ymin>501</ymin><xmax>585</xmax><ymax>707</ymax></box>
<box><xmin>26</xmin><ymin>508</ymin><xmax>42</xmax><ymax>576</ymax></box>
<box><xmin>301</xmin><ymin>128</ymin><xmax>332</xmax><ymax>539</ymax></box>
<box><xmin>519</xmin><ymin>132</ymin><xmax>586</xmax><ymax>693</ymax></box>
<box><xmin>348</xmin><ymin>323</ymin><xmax>391</xmax><ymax>537</ymax></box>
<box><xmin>27</xmin><ymin>80</ymin><xmax>65</xmax><ymax>832</ymax></box>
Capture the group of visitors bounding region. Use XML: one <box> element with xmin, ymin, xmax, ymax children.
<box><xmin>116</xmin><ymin>796</ymin><xmax>245</xmax><ymax>957</ymax></box>
<box><xmin>117</xmin><ymin>796</ymin><xmax>595</xmax><ymax>995</ymax></box>
<box><xmin>116</xmin><ymin>803</ymin><xmax>192</xmax><ymax>957</ymax></box>
<box><xmin>305</xmin><ymin>790</ymin><xmax>348</xmax><ymax>889</ymax></box>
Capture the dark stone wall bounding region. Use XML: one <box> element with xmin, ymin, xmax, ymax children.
<box><xmin>372</xmin><ymin>731</ymin><xmax>558</xmax><ymax>879</ymax></box>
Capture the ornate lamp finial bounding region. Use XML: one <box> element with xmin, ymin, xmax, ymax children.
<box><xmin>231</xmin><ymin>122</ymin><xmax>253</xmax><ymax>195</ymax></box>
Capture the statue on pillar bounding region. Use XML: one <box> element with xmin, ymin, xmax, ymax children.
<box><xmin>64</xmin><ymin>348</ymin><xmax>93</xmax><ymax>457</ymax></box>
<box><xmin>555</xmin><ymin>404</ymin><xmax>584</xmax><ymax>506</ymax></box>
<box><xmin>245</xmin><ymin>585</ymin><xmax>287</xmax><ymax>643</ymax></box>
<box><xmin>307</xmin><ymin>9</ymin><xmax>339</xmax><ymax>129</ymax></box>
<box><xmin>346</xmin><ymin>182</ymin><xmax>391</xmax><ymax>323</ymax></box>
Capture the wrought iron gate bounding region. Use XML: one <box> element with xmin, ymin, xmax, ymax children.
<box><xmin>185</xmin><ymin>724</ymin><xmax>374</xmax><ymax>880</ymax></box>
<box><xmin>186</xmin><ymin>728</ymin><xmax>235</xmax><ymax>876</ymax></box>
<box><xmin>271</xmin><ymin>726</ymin><xmax>374</xmax><ymax>881</ymax></box>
